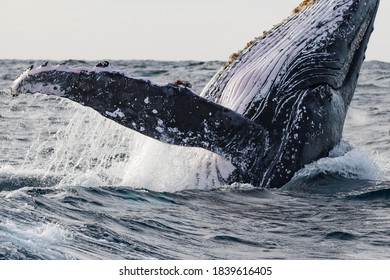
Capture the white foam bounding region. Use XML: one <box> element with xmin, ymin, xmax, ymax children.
<box><xmin>0</xmin><ymin>219</ymin><xmax>71</xmax><ymax>258</ymax></box>
<box><xmin>19</xmin><ymin>105</ymin><xmax>234</xmax><ymax>192</ymax></box>
<box><xmin>293</xmin><ymin>141</ymin><xmax>384</xmax><ymax>181</ymax></box>
<box><xmin>0</xmin><ymin>165</ymin><xmax>52</xmax><ymax>182</ymax></box>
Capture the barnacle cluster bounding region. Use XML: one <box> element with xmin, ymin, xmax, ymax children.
<box><xmin>292</xmin><ymin>0</ymin><xmax>316</xmax><ymax>14</ymax></box>
<box><xmin>224</xmin><ymin>0</ymin><xmax>317</xmax><ymax>68</ymax></box>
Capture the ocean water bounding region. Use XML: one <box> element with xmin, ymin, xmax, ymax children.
<box><xmin>0</xmin><ymin>59</ymin><xmax>389</xmax><ymax>259</ymax></box>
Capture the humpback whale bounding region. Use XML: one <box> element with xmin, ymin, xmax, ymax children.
<box><xmin>11</xmin><ymin>0</ymin><xmax>380</xmax><ymax>188</ymax></box>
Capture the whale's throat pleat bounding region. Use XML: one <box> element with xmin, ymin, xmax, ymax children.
<box><xmin>201</xmin><ymin>0</ymin><xmax>351</xmax><ymax>119</ymax></box>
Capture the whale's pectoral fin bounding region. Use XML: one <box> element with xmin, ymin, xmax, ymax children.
<box><xmin>11</xmin><ymin>66</ymin><xmax>269</xmax><ymax>183</ymax></box>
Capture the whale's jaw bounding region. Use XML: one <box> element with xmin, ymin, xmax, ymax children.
<box><xmin>10</xmin><ymin>0</ymin><xmax>380</xmax><ymax>189</ymax></box>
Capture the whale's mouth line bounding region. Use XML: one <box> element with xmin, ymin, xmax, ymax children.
<box><xmin>307</xmin><ymin>3</ymin><xmax>378</xmax><ymax>95</ymax></box>
<box><xmin>341</xmin><ymin>3</ymin><xmax>378</xmax><ymax>89</ymax></box>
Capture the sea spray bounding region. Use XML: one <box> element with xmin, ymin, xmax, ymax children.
<box><xmin>18</xmin><ymin>102</ymin><xmax>234</xmax><ymax>191</ymax></box>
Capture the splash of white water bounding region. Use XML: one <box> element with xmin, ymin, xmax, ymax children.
<box><xmin>20</xmin><ymin>102</ymin><xmax>234</xmax><ymax>192</ymax></box>
<box><xmin>292</xmin><ymin>141</ymin><xmax>384</xmax><ymax>181</ymax></box>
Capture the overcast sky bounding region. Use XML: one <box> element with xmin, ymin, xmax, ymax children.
<box><xmin>1</xmin><ymin>0</ymin><xmax>389</xmax><ymax>62</ymax></box>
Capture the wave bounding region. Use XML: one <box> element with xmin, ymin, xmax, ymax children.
<box><xmin>1</xmin><ymin>59</ymin><xmax>389</xmax><ymax>194</ymax></box>
<box><xmin>2</xmin><ymin>131</ymin><xmax>386</xmax><ymax>198</ymax></box>
<box><xmin>0</xmin><ymin>220</ymin><xmax>71</xmax><ymax>259</ymax></box>
<box><xmin>1</xmin><ymin>94</ymin><xmax>385</xmax><ymax>194</ymax></box>
<box><xmin>282</xmin><ymin>141</ymin><xmax>386</xmax><ymax>196</ymax></box>
<box><xmin>3</xmin><ymin>102</ymin><xmax>234</xmax><ymax>192</ymax></box>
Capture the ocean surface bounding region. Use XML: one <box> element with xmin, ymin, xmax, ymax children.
<box><xmin>0</xmin><ymin>59</ymin><xmax>389</xmax><ymax>259</ymax></box>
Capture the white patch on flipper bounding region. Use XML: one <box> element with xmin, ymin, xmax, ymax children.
<box><xmin>105</xmin><ymin>108</ymin><xmax>125</xmax><ymax>118</ymax></box>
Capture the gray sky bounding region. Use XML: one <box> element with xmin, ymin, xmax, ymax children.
<box><xmin>1</xmin><ymin>0</ymin><xmax>389</xmax><ymax>62</ymax></box>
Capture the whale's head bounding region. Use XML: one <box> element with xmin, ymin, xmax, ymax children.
<box><xmin>202</xmin><ymin>0</ymin><xmax>380</xmax><ymax>187</ymax></box>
